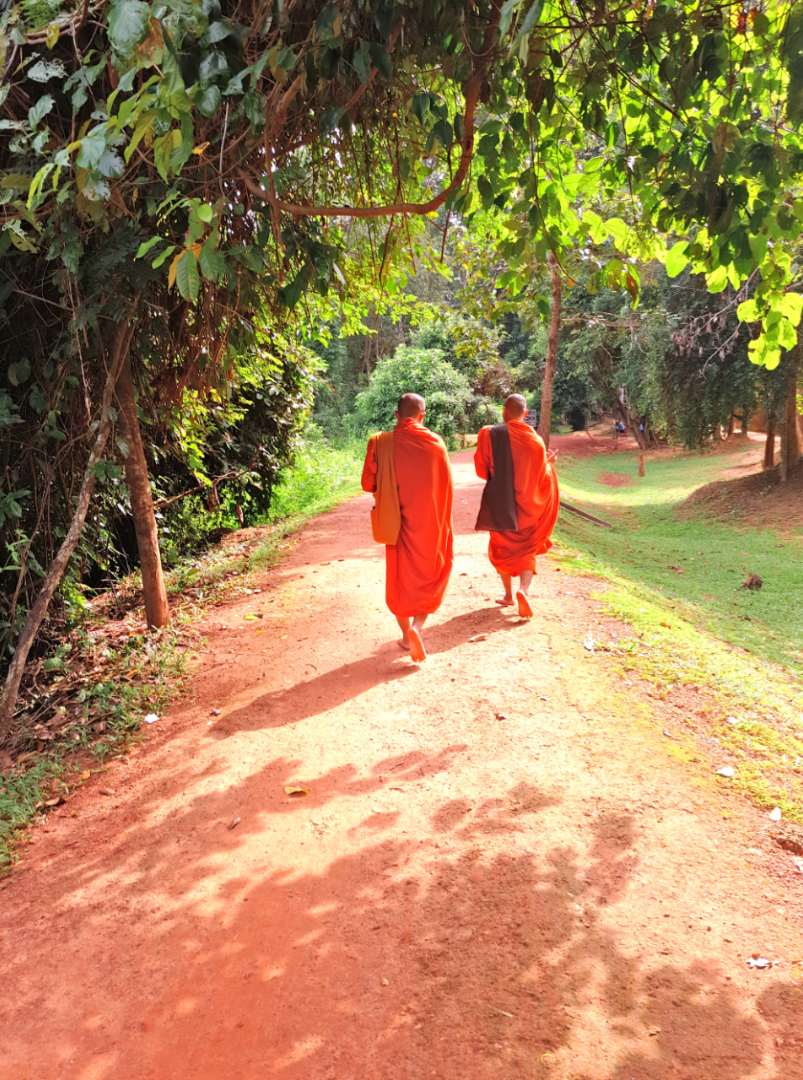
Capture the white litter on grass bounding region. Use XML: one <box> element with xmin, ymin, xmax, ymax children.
<box><xmin>716</xmin><ymin>766</ymin><xmax>735</xmax><ymax>778</ymax></box>
<box><xmin>727</xmin><ymin>716</ymin><xmax>740</xmax><ymax>725</ymax></box>
<box><xmin>769</xmin><ymin>807</ymin><xmax>782</xmax><ymax>822</ymax></box>
<box><xmin>144</xmin><ymin>713</ymin><xmax>159</xmax><ymax>724</ymax></box>
<box><xmin>583</xmin><ymin>634</ymin><xmax>596</xmax><ymax>652</ymax></box>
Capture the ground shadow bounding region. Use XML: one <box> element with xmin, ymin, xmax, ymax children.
<box><xmin>1</xmin><ymin>769</ymin><xmax>793</xmax><ymax>1079</ymax></box>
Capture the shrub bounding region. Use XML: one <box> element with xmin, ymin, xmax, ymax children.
<box><xmin>354</xmin><ymin>346</ymin><xmax>473</xmax><ymax>447</ymax></box>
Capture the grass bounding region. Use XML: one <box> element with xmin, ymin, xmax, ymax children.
<box><xmin>555</xmin><ymin>446</ymin><xmax>803</xmax><ymax>671</ymax></box>
<box><xmin>553</xmin><ymin>445</ymin><xmax>803</xmax><ymax>822</ymax></box>
<box><xmin>0</xmin><ymin>434</ymin><xmax>366</xmax><ymax>872</ymax></box>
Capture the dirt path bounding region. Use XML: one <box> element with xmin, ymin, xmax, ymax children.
<box><xmin>2</xmin><ymin>451</ymin><xmax>802</xmax><ymax>1080</ymax></box>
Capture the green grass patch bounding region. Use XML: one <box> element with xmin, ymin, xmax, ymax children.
<box><xmin>554</xmin><ymin>446</ymin><xmax>803</xmax><ymax>822</ymax></box>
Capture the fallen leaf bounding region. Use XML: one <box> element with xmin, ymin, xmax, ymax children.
<box><xmin>747</xmin><ymin>956</ymin><xmax>773</xmax><ymax>969</ymax></box>
<box><xmin>284</xmin><ymin>786</ymin><xmax>308</xmax><ymax>797</ymax></box>
<box><xmin>469</xmin><ymin>633</ymin><xmax>488</xmax><ymax>643</ymax></box>
<box><xmin>244</xmin><ymin>613</ymin><xmax>264</xmax><ymax>621</ymax></box>
<box><xmin>495</xmin><ymin>712</ymin><xmax>508</xmax><ymax>720</ymax></box>
<box><xmin>381</xmin><ymin>977</ymin><xmax>389</xmax><ymax>986</ymax></box>
<box><xmin>227</xmin><ymin>817</ymin><xmax>241</xmax><ymax>830</ymax></box>
<box><xmin>79</xmin><ymin>770</ymin><xmax>91</xmax><ymax>781</ymax></box>
<box><xmin>210</xmin><ymin>708</ymin><xmax>221</xmax><ymax>716</ymax></box>
<box><xmin>660</xmin><ymin>621</ymin><xmax>672</xmax><ymax>628</ymax></box>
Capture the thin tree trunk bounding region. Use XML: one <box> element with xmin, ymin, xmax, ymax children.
<box><xmin>779</xmin><ymin>353</ymin><xmax>800</xmax><ymax>482</ymax></box>
<box><xmin>115</xmin><ymin>353</ymin><xmax>170</xmax><ymax>628</ymax></box>
<box><xmin>763</xmin><ymin>422</ymin><xmax>776</xmax><ymax>470</ymax></box>
<box><xmin>0</xmin><ymin>319</ymin><xmax>135</xmax><ymax>740</ymax></box>
<box><xmin>537</xmin><ymin>253</ymin><xmax>561</xmax><ymax>450</ymax></box>
<box><xmin>740</xmin><ymin>408</ymin><xmax>750</xmax><ymax>434</ymax></box>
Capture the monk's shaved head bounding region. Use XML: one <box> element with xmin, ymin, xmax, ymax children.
<box><xmin>397</xmin><ymin>393</ymin><xmax>426</xmax><ymax>419</ymax></box>
<box><xmin>504</xmin><ymin>393</ymin><xmax>527</xmax><ymax>418</ymax></box>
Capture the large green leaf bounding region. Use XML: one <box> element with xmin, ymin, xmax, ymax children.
<box><xmin>108</xmin><ymin>0</ymin><xmax>151</xmax><ymax>55</ymax></box>
<box><xmin>175</xmin><ymin>252</ymin><xmax>200</xmax><ymax>301</ymax></box>
<box><xmin>196</xmin><ymin>83</ymin><xmax>222</xmax><ymax>117</ymax></box>
<box><xmin>353</xmin><ymin>41</ymin><xmax>371</xmax><ymax>85</ymax></box>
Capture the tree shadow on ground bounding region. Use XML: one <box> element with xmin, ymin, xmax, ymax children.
<box><xmin>1</xmin><ymin>766</ymin><xmax>795</xmax><ymax>1080</ymax></box>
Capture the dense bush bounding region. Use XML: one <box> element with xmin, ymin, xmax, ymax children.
<box><xmin>354</xmin><ymin>347</ymin><xmax>473</xmax><ymax>447</ymax></box>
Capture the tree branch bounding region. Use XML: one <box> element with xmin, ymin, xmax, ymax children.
<box><xmin>243</xmin><ymin>0</ymin><xmax>502</xmax><ymax>220</ymax></box>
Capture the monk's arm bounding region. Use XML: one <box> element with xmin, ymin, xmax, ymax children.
<box><xmin>361</xmin><ymin>438</ymin><xmax>378</xmax><ymax>493</ymax></box>
<box><xmin>474</xmin><ymin>427</ymin><xmax>492</xmax><ymax>480</ymax></box>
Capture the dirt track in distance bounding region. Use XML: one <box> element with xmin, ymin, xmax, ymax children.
<box><xmin>1</xmin><ymin>449</ymin><xmax>802</xmax><ymax>1080</ymax></box>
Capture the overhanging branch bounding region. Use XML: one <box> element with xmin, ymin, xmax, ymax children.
<box><xmin>242</xmin><ymin>0</ymin><xmax>502</xmax><ymax>220</ymax></box>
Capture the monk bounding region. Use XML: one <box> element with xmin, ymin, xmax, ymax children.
<box><xmin>362</xmin><ymin>393</ymin><xmax>454</xmax><ymax>662</ymax></box>
<box><xmin>474</xmin><ymin>393</ymin><xmax>559</xmax><ymax>618</ymax></box>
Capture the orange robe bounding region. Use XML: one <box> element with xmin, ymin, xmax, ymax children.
<box><xmin>362</xmin><ymin>418</ymin><xmax>454</xmax><ymax>616</ymax></box>
<box><xmin>474</xmin><ymin>420</ymin><xmax>559</xmax><ymax>575</ymax></box>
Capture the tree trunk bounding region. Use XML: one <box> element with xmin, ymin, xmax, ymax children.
<box><xmin>763</xmin><ymin>422</ymin><xmax>776</xmax><ymax>470</ymax></box>
<box><xmin>739</xmin><ymin>408</ymin><xmax>750</xmax><ymax>434</ymax></box>
<box><xmin>0</xmin><ymin>319</ymin><xmax>135</xmax><ymax>740</ymax></box>
<box><xmin>537</xmin><ymin>253</ymin><xmax>561</xmax><ymax>450</ymax></box>
<box><xmin>115</xmin><ymin>353</ymin><xmax>170</xmax><ymax>629</ymax></box>
<box><xmin>726</xmin><ymin>412</ymin><xmax>735</xmax><ymax>439</ymax></box>
<box><xmin>779</xmin><ymin>354</ymin><xmax>800</xmax><ymax>482</ymax></box>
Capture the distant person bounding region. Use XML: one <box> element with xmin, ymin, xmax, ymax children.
<box><xmin>361</xmin><ymin>393</ymin><xmax>454</xmax><ymax>662</ymax></box>
<box><xmin>474</xmin><ymin>394</ymin><xmax>559</xmax><ymax>618</ymax></box>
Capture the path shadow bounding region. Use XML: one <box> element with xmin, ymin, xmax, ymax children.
<box><xmin>0</xmin><ymin>774</ymin><xmax>787</xmax><ymax>1079</ymax></box>
<box><xmin>205</xmin><ymin>647</ymin><xmax>419</xmax><ymax>737</ymax></box>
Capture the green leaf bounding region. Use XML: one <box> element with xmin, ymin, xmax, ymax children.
<box><xmin>28</xmin><ymin>95</ymin><xmax>54</xmax><ymax>128</ymax></box>
<box><xmin>196</xmin><ymin>83</ymin><xmax>222</xmax><ymax>117</ymax></box>
<box><xmin>108</xmin><ymin>0</ymin><xmax>151</xmax><ymax>55</ymax></box>
<box><xmin>780</xmin><ymin>292</ymin><xmax>803</xmax><ymax>325</ymax></box>
<box><xmin>76</xmin><ymin>130</ymin><xmax>107</xmax><ymax>171</ymax></box>
<box><xmin>152</xmin><ymin>244</ymin><xmax>176</xmax><ymax>268</ymax></box>
<box><xmin>369</xmin><ymin>43</ymin><xmax>392</xmax><ymax>81</ymax></box>
<box><xmin>353</xmin><ymin>41</ymin><xmax>371</xmax><ymax>85</ymax></box>
<box><xmin>499</xmin><ymin>0</ymin><xmax>523</xmax><ymax>40</ymax></box>
<box><xmin>199</xmin><ymin>240</ymin><xmax>225</xmax><ymax>281</ymax></box>
<box><xmin>705</xmin><ymin>264</ymin><xmax>729</xmax><ymax>293</ymax></box>
<box><xmin>29</xmin><ymin>383</ymin><xmax>47</xmax><ymax>413</ymax></box>
<box><xmin>175</xmin><ymin>252</ymin><xmax>200</xmax><ymax>300</ymax></box>
<box><xmin>412</xmin><ymin>93</ymin><xmax>431</xmax><ymax>125</ymax></box>
<box><xmin>320</xmin><ymin>106</ymin><xmax>345</xmax><ymax>134</ymax></box>
<box><xmin>8</xmin><ymin>358</ymin><xmax>31</xmax><ymax>386</ymax></box>
<box><xmin>665</xmin><ymin>241</ymin><xmax>690</xmax><ymax>278</ymax></box>
<box><xmin>513</xmin><ymin>0</ymin><xmax>545</xmax><ymax>46</ymax></box>
<box><xmin>737</xmin><ymin>298</ymin><xmax>759</xmax><ymax>322</ymax></box>
<box><xmin>136</xmin><ymin>236</ymin><xmax>162</xmax><ymax>259</ymax></box>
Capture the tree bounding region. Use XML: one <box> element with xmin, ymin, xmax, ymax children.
<box><xmin>5</xmin><ymin>0</ymin><xmax>803</xmax><ymax>739</ymax></box>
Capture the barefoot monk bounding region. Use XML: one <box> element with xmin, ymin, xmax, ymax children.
<box><xmin>362</xmin><ymin>393</ymin><xmax>454</xmax><ymax>662</ymax></box>
<box><xmin>474</xmin><ymin>394</ymin><xmax>559</xmax><ymax>618</ymax></box>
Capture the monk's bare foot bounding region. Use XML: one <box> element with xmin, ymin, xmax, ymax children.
<box><xmin>398</xmin><ymin>638</ymin><xmax>410</xmax><ymax>651</ymax></box>
<box><xmin>516</xmin><ymin>590</ymin><xmax>534</xmax><ymax>618</ymax></box>
<box><xmin>495</xmin><ymin>596</ymin><xmax>515</xmax><ymax>607</ymax></box>
<box><xmin>408</xmin><ymin>627</ymin><xmax>427</xmax><ymax>663</ymax></box>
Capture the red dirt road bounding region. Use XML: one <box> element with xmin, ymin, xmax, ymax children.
<box><xmin>1</xmin><ymin>451</ymin><xmax>802</xmax><ymax>1080</ymax></box>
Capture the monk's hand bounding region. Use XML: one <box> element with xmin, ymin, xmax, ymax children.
<box><xmin>547</xmin><ymin>450</ymin><xmax>558</xmax><ymax>464</ymax></box>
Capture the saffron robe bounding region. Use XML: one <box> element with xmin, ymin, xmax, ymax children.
<box><xmin>362</xmin><ymin>418</ymin><xmax>454</xmax><ymax>617</ymax></box>
<box><xmin>474</xmin><ymin>419</ymin><xmax>559</xmax><ymax>575</ymax></box>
